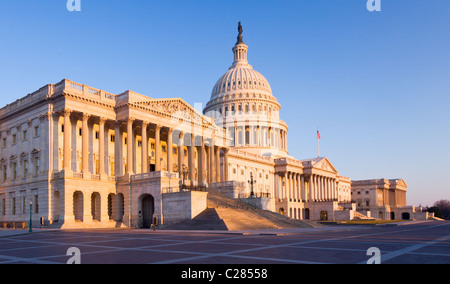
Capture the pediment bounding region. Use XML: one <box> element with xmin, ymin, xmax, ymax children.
<box><xmin>392</xmin><ymin>179</ymin><xmax>407</xmax><ymax>188</ymax></box>
<box><xmin>312</xmin><ymin>157</ymin><xmax>338</xmax><ymax>173</ymax></box>
<box><xmin>135</xmin><ymin>98</ymin><xmax>207</xmax><ymax>124</ymax></box>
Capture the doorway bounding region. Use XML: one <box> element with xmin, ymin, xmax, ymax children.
<box><xmin>141</xmin><ymin>194</ymin><xmax>154</xmax><ymax>228</ymax></box>
<box><xmin>303</xmin><ymin>208</ymin><xmax>310</xmax><ymax>220</ymax></box>
<box><xmin>401</xmin><ymin>212</ymin><xmax>410</xmax><ymax>220</ymax></box>
<box><xmin>320</xmin><ymin>210</ymin><xmax>328</xmax><ymax>221</ymax></box>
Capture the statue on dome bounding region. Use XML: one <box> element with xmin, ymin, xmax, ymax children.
<box><xmin>236</xmin><ymin>21</ymin><xmax>244</xmax><ymax>44</ymax></box>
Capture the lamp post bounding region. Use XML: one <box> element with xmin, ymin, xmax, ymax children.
<box><xmin>248</xmin><ymin>172</ymin><xmax>256</xmax><ymax>198</ymax></box>
<box><xmin>181</xmin><ymin>164</ymin><xmax>189</xmax><ymax>191</ymax></box>
<box><xmin>29</xmin><ymin>201</ymin><xmax>32</xmax><ymax>233</ymax></box>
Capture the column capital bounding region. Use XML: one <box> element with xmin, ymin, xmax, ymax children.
<box><xmin>179</xmin><ymin>131</ymin><xmax>185</xmax><ymax>139</ymax></box>
<box><xmin>126</xmin><ymin>117</ymin><xmax>135</xmax><ymax>124</ymax></box>
<box><xmin>141</xmin><ymin>121</ymin><xmax>149</xmax><ymax>128</ymax></box>
<box><xmin>81</xmin><ymin>113</ymin><xmax>91</xmax><ymax>121</ymax></box>
<box><xmin>154</xmin><ymin>124</ymin><xmax>162</xmax><ymax>131</ymax></box>
<box><xmin>99</xmin><ymin>117</ymin><xmax>107</xmax><ymax>125</ymax></box>
<box><xmin>62</xmin><ymin>109</ymin><xmax>72</xmax><ymax>117</ymax></box>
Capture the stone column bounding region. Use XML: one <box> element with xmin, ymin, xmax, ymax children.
<box><xmin>301</xmin><ymin>174</ymin><xmax>306</xmax><ymax>202</ymax></box>
<box><xmin>83</xmin><ymin>190</ymin><xmax>93</xmax><ymax>223</ymax></box>
<box><xmin>63</xmin><ymin>109</ymin><xmax>72</xmax><ymax>172</ymax></box>
<box><xmin>320</xmin><ymin>176</ymin><xmax>324</xmax><ymax>201</ymax></box>
<box><xmin>114</xmin><ymin>122</ymin><xmax>122</xmax><ymax>177</ymax></box>
<box><xmin>215</xmin><ymin>146</ymin><xmax>220</xmax><ymax>183</ymax></box>
<box><xmin>188</xmin><ymin>133</ymin><xmax>195</xmax><ymax>181</ymax></box>
<box><xmin>333</xmin><ymin>179</ymin><xmax>336</xmax><ymax>201</ymax></box>
<box><xmin>98</xmin><ymin>117</ymin><xmax>106</xmax><ymax>176</ymax></box>
<box><xmin>100</xmin><ymin>191</ymin><xmax>109</xmax><ymax>222</ymax></box>
<box><xmin>81</xmin><ymin>113</ymin><xmax>90</xmax><ymax>174</ymax></box>
<box><xmin>313</xmin><ymin>175</ymin><xmax>317</xmax><ymax>201</ymax></box>
<box><xmin>199</xmin><ymin>136</ymin><xmax>206</xmax><ymax>185</ymax></box>
<box><xmin>167</xmin><ymin>128</ymin><xmax>173</xmax><ymax>172</ymax></box>
<box><xmin>178</xmin><ymin>131</ymin><xmax>184</xmax><ymax>175</ymax></box>
<box><xmin>209</xmin><ymin>141</ymin><xmax>215</xmax><ymax>183</ymax></box>
<box><xmin>206</xmin><ymin>143</ymin><xmax>211</xmax><ymax>183</ymax></box>
<box><xmin>126</xmin><ymin>118</ymin><xmax>135</xmax><ymax>176</ymax></box>
<box><xmin>274</xmin><ymin>172</ymin><xmax>279</xmax><ymax>200</ymax></box>
<box><xmin>154</xmin><ymin>125</ymin><xmax>161</xmax><ymax>172</ymax></box>
<box><xmin>141</xmin><ymin>122</ymin><xmax>148</xmax><ymax>174</ymax></box>
<box><xmin>286</xmin><ymin>173</ymin><xmax>290</xmax><ymax>201</ymax></box>
<box><xmin>223</xmin><ymin>148</ymin><xmax>229</xmax><ymax>182</ymax></box>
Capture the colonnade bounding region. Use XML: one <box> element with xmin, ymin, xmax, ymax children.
<box><xmin>274</xmin><ymin>172</ymin><xmax>339</xmax><ymax>203</ymax></box>
<box><xmin>229</xmin><ymin>125</ymin><xmax>287</xmax><ymax>150</ymax></box>
<box><xmin>58</xmin><ymin>109</ymin><xmax>229</xmax><ymax>184</ymax></box>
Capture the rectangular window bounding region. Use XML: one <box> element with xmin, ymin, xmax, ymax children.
<box><xmin>22</xmin><ymin>130</ymin><xmax>28</xmax><ymax>141</ymax></box>
<box><xmin>110</xmin><ymin>135</ymin><xmax>115</xmax><ymax>143</ymax></box>
<box><xmin>95</xmin><ymin>131</ymin><xmax>99</xmax><ymax>140</ymax></box>
<box><xmin>34</xmin><ymin>194</ymin><xmax>38</xmax><ymax>214</ymax></box>
<box><xmin>2</xmin><ymin>138</ymin><xmax>6</xmax><ymax>148</ymax></box>
<box><xmin>34</xmin><ymin>126</ymin><xmax>40</xmax><ymax>137</ymax></box>
<box><xmin>34</xmin><ymin>158</ymin><xmax>40</xmax><ymax>176</ymax></box>
<box><xmin>12</xmin><ymin>163</ymin><xmax>17</xmax><ymax>180</ymax></box>
<box><xmin>23</xmin><ymin>161</ymin><xmax>28</xmax><ymax>178</ymax></box>
<box><xmin>22</xmin><ymin>196</ymin><xmax>26</xmax><ymax>214</ymax></box>
<box><xmin>12</xmin><ymin>198</ymin><xmax>15</xmax><ymax>215</ymax></box>
<box><xmin>95</xmin><ymin>160</ymin><xmax>99</xmax><ymax>175</ymax></box>
<box><xmin>12</xmin><ymin>134</ymin><xmax>16</xmax><ymax>144</ymax></box>
<box><xmin>2</xmin><ymin>165</ymin><xmax>6</xmax><ymax>182</ymax></box>
<box><xmin>61</xmin><ymin>124</ymin><xmax>64</xmax><ymax>133</ymax></box>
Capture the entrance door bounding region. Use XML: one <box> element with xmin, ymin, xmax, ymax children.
<box><xmin>320</xmin><ymin>210</ymin><xmax>328</xmax><ymax>221</ymax></box>
<box><xmin>303</xmin><ymin>208</ymin><xmax>310</xmax><ymax>220</ymax></box>
<box><xmin>141</xmin><ymin>195</ymin><xmax>154</xmax><ymax>228</ymax></box>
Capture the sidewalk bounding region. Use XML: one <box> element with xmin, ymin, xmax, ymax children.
<box><xmin>0</xmin><ymin>228</ymin><xmax>56</xmax><ymax>238</ymax></box>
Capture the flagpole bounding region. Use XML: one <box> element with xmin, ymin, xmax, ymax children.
<box><xmin>317</xmin><ymin>128</ymin><xmax>320</xmax><ymax>158</ymax></box>
<box><xmin>317</xmin><ymin>137</ymin><xmax>320</xmax><ymax>158</ymax></box>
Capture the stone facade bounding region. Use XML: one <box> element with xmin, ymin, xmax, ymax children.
<box><xmin>351</xmin><ymin>178</ymin><xmax>417</xmax><ymax>220</ymax></box>
<box><xmin>0</xmin><ymin>25</ymin><xmax>419</xmax><ymax>228</ymax></box>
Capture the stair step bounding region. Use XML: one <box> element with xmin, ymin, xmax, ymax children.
<box><xmin>163</xmin><ymin>189</ymin><xmax>321</xmax><ymax>231</ymax></box>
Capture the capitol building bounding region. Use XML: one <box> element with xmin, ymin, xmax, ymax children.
<box><xmin>0</xmin><ymin>24</ymin><xmax>425</xmax><ymax>229</ymax></box>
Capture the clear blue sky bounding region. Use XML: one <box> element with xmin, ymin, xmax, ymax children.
<box><xmin>0</xmin><ymin>0</ymin><xmax>449</xmax><ymax>206</ymax></box>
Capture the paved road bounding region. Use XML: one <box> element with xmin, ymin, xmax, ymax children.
<box><xmin>0</xmin><ymin>221</ymin><xmax>449</xmax><ymax>265</ymax></box>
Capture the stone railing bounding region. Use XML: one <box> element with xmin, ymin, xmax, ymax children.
<box><xmin>56</xmin><ymin>79</ymin><xmax>118</xmax><ymax>103</ymax></box>
<box><xmin>51</xmin><ymin>171</ymin><xmax>116</xmax><ymax>182</ymax></box>
<box><xmin>131</xmin><ymin>171</ymin><xmax>179</xmax><ymax>181</ymax></box>
<box><xmin>274</xmin><ymin>157</ymin><xmax>303</xmax><ymax>166</ymax></box>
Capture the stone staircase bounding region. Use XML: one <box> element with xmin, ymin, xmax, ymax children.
<box><xmin>163</xmin><ymin>188</ymin><xmax>321</xmax><ymax>231</ymax></box>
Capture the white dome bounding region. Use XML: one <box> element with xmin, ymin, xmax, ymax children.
<box><xmin>203</xmin><ymin>22</ymin><xmax>289</xmax><ymax>159</ymax></box>
<box><xmin>204</xmin><ymin>34</ymin><xmax>279</xmax><ymax>113</ymax></box>
<box><xmin>210</xmin><ymin>66</ymin><xmax>273</xmax><ymax>100</ymax></box>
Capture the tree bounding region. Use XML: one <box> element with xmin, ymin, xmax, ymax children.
<box><xmin>433</xmin><ymin>200</ymin><xmax>450</xmax><ymax>220</ymax></box>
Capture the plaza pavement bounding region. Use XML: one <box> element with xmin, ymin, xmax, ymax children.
<box><xmin>0</xmin><ymin>220</ymin><xmax>448</xmax><ymax>265</ymax></box>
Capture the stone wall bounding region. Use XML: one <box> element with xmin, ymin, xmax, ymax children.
<box><xmin>162</xmin><ymin>191</ymin><xmax>208</xmax><ymax>225</ymax></box>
